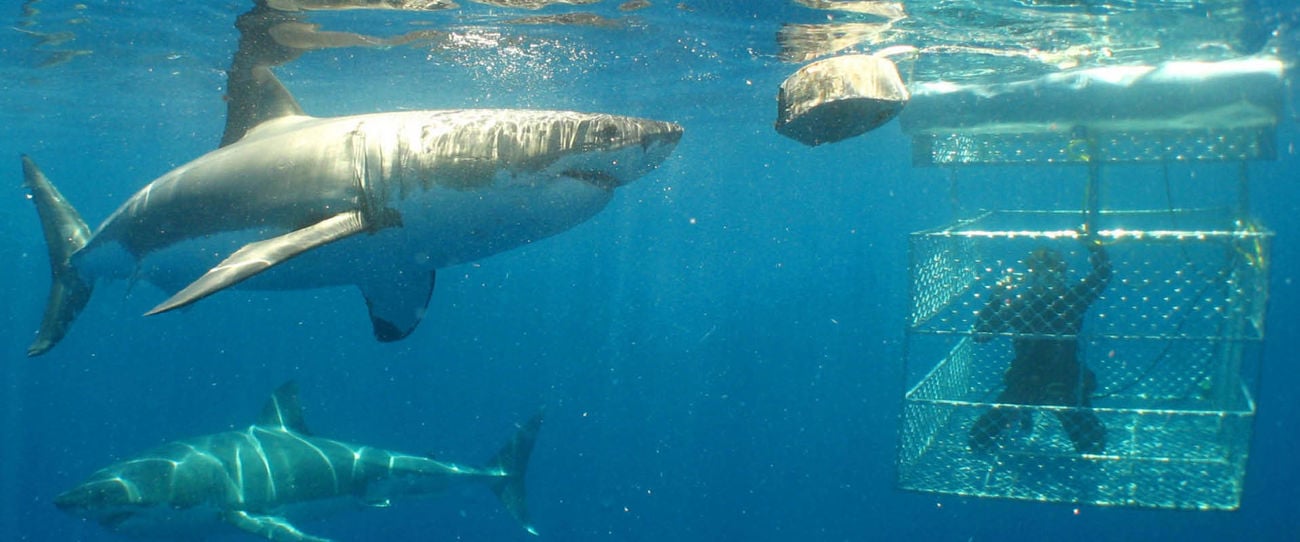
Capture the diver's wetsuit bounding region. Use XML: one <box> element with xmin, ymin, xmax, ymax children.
<box><xmin>969</xmin><ymin>241</ymin><xmax>1111</xmax><ymax>454</ymax></box>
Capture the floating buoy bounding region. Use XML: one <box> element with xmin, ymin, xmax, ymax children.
<box><xmin>775</xmin><ymin>54</ymin><xmax>910</xmax><ymax>146</ymax></box>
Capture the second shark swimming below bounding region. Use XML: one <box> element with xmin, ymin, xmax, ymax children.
<box><xmin>23</xmin><ymin>66</ymin><xmax>683</xmax><ymax>356</ymax></box>
<box><xmin>54</xmin><ymin>381</ymin><xmax>542</xmax><ymax>541</ymax></box>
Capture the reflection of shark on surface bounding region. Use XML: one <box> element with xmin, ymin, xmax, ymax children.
<box><xmin>22</xmin><ymin>65</ymin><xmax>682</xmax><ymax>356</ymax></box>
<box><xmin>55</xmin><ymin>382</ymin><xmax>543</xmax><ymax>542</ymax></box>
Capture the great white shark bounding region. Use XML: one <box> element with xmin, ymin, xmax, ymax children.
<box><xmin>54</xmin><ymin>382</ymin><xmax>542</xmax><ymax>542</ymax></box>
<box><xmin>23</xmin><ymin>66</ymin><xmax>682</xmax><ymax>356</ymax></box>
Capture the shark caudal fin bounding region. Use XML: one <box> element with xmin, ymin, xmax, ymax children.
<box><xmin>22</xmin><ymin>155</ymin><xmax>93</xmax><ymax>357</ymax></box>
<box><xmin>487</xmin><ymin>412</ymin><xmax>544</xmax><ymax>536</ymax></box>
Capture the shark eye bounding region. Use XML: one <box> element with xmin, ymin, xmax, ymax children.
<box><xmin>592</xmin><ymin>124</ymin><xmax>622</xmax><ymax>142</ymax></box>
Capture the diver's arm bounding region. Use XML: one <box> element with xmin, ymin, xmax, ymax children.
<box><xmin>1078</xmin><ymin>236</ymin><xmax>1112</xmax><ymax>303</ymax></box>
<box><xmin>973</xmin><ymin>280</ymin><xmax>1013</xmax><ymax>343</ymax></box>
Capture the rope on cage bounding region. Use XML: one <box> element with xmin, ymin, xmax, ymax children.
<box><xmin>1091</xmin><ymin>261</ymin><xmax>1232</xmax><ymax>401</ymax></box>
<box><xmin>1091</xmin><ymin>161</ymin><xmax>1242</xmax><ymax>402</ymax></box>
<box><xmin>1093</xmin><ymin>161</ymin><xmax>1262</xmax><ymax>403</ymax></box>
<box><xmin>1077</xmin><ymin>126</ymin><xmax>1100</xmax><ymax>405</ymax></box>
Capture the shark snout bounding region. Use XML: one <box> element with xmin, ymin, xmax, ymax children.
<box><xmin>53</xmin><ymin>478</ymin><xmax>134</xmax><ymax>516</ymax></box>
<box><xmin>52</xmin><ymin>491</ymin><xmax>76</xmax><ymax>512</ymax></box>
<box><xmin>645</xmin><ymin>122</ymin><xmax>683</xmax><ymax>151</ymax></box>
<box><xmin>53</xmin><ymin>489</ymin><xmax>92</xmax><ymax>515</ymax></box>
<box><xmin>558</xmin><ymin>118</ymin><xmax>682</xmax><ymax>190</ymax></box>
<box><xmin>628</xmin><ymin>121</ymin><xmax>682</xmax><ymax>181</ymax></box>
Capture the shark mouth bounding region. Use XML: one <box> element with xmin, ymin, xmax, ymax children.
<box><xmin>101</xmin><ymin>511</ymin><xmax>135</xmax><ymax>530</ymax></box>
<box><xmin>562</xmin><ymin>168</ymin><xmax>622</xmax><ymax>190</ymax></box>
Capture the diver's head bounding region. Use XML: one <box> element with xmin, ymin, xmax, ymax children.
<box><xmin>1024</xmin><ymin>247</ymin><xmax>1066</xmax><ymax>288</ymax></box>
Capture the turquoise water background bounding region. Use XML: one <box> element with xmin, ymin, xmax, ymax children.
<box><xmin>2</xmin><ymin>1</ymin><xmax>1299</xmax><ymax>541</ymax></box>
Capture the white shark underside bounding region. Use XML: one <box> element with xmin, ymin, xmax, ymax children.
<box><xmin>54</xmin><ymin>382</ymin><xmax>542</xmax><ymax>542</ymax></box>
<box><xmin>23</xmin><ymin>67</ymin><xmax>682</xmax><ymax>356</ymax></box>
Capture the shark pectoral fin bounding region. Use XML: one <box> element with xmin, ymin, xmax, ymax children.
<box><xmin>225</xmin><ymin>511</ymin><xmax>333</xmax><ymax>542</ymax></box>
<box><xmin>357</xmin><ymin>268</ymin><xmax>436</xmax><ymax>342</ymax></box>
<box><xmin>146</xmin><ymin>211</ymin><xmax>369</xmax><ymax>316</ymax></box>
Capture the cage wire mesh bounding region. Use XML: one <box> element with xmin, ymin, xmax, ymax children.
<box><xmin>896</xmin><ymin>208</ymin><xmax>1268</xmax><ymax>510</ymax></box>
<box><xmin>909</xmin><ymin>209</ymin><xmax>1269</xmax><ymax>341</ymax></box>
<box><xmin>910</xmin><ymin>126</ymin><xmax>1277</xmax><ymax>167</ymax></box>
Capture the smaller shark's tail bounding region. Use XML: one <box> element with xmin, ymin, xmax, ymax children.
<box><xmin>22</xmin><ymin>155</ymin><xmax>93</xmax><ymax>357</ymax></box>
<box><xmin>487</xmin><ymin>412</ymin><xmax>544</xmax><ymax>536</ymax></box>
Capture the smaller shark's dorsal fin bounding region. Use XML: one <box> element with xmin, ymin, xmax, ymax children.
<box><xmin>258</xmin><ymin>381</ymin><xmax>311</xmax><ymax>435</ymax></box>
<box><xmin>221</xmin><ymin>65</ymin><xmax>307</xmax><ymax>147</ymax></box>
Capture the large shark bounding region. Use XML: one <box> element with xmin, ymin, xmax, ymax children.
<box><xmin>23</xmin><ymin>66</ymin><xmax>682</xmax><ymax>356</ymax></box>
<box><xmin>54</xmin><ymin>382</ymin><xmax>542</xmax><ymax>542</ymax></box>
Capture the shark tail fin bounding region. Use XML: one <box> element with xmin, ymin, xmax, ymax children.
<box><xmin>22</xmin><ymin>155</ymin><xmax>93</xmax><ymax>357</ymax></box>
<box><xmin>487</xmin><ymin>412</ymin><xmax>544</xmax><ymax>536</ymax></box>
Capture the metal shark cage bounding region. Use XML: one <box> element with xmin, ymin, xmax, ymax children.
<box><xmin>891</xmin><ymin>56</ymin><xmax>1281</xmax><ymax>510</ymax></box>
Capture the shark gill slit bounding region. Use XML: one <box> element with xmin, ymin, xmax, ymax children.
<box><xmin>249</xmin><ymin>427</ymin><xmax>276</xmax><ymax>501</ymax></box>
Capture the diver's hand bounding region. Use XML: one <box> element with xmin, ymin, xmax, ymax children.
<box><xmin>1080</xmin><ymin>230</ymin><xmax>1109</xmax><ymax>269</ymax></box>
<box><xmin>1077</xmin><ymin>224</ymin><xmax>1100</xmax><ymax>244</ymax></box>
<box><xmin>1077</xmin><ymin>227</ymin><xmax>1104</xmax><ymax>251</ymax></box>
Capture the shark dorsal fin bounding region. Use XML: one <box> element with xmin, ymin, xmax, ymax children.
<box><xmin>258</xmin><ymin>381</ymin><xmax>311</xmax><ymax>435</ymax></box>
<box><xmin>220</xmin><ymin>65</ymin><xmax>306</xmax><ymax>147</ymax></box>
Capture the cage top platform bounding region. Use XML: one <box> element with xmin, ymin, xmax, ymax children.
<box><xmin>900</xmin><ymin>57</ymin><xmax>1284</xmax><ymax>166</ymax></box>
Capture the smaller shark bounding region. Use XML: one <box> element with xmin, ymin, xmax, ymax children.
<box><xmin>54</xmin><ymin>382</ymin><xmax>542</xmax><ymax>542</ymax></box>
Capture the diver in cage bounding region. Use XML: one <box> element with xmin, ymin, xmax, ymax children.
<box><xmin>968</xmin><ymin>234</ymin><xmax>1111</xmax><ymax>454</ymax></box>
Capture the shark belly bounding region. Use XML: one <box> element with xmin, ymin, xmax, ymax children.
<box><xmin>384</xmin><ymin>174</ymin><xmax>615</xmax><ymax>269</ymax></box>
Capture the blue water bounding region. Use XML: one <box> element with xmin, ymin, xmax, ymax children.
<box><xmin>2</xmin><ymin>1</ymin><xmax>1299</xmax><ymax>541</ymax></box>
